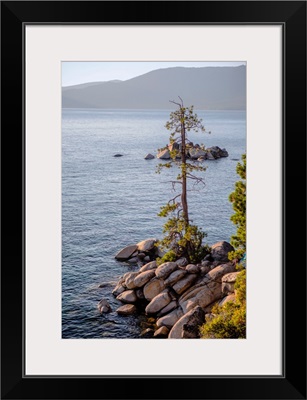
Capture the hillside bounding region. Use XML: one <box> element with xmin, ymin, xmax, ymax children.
<box><xmin>62</xmin><ymin>65</ymin><xmax>246</xmax><ymax>110</ymax></box>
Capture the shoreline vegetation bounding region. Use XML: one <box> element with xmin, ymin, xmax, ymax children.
<box><xmin>98</xmin><ymin>100</ymin><xmax>246</xmax><ymax>339</ymax></box>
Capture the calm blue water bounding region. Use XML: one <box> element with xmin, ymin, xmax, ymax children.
<box><xmin>62</xmin><ymin>108</ymin><xmax>246</xmax><ymax>338</ymax></box>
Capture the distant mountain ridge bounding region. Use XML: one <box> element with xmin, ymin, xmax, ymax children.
<box><xmin>62</xmin><ymin>66</ymin><xmax>246</xmax><ymax>110</ymax></box>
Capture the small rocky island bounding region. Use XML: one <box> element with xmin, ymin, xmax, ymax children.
<box><xmin>98</xmin><ymin>238</ymin><xmax>241</xmax><ymax>339</ymax></box>
<box><xmin>145</xmin><ymin>144</ymin><xmax>228</xmax><ymax>161</ymax></box>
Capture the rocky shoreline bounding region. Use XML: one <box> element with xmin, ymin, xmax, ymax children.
<box><xmin>98</xmin><ymin>238</ymin><xmax>242</xmax><ymax>339</ymax></box>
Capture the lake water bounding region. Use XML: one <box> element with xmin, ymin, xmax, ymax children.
<box><xmin>62</xmin><ymin>108</ymin><xmax>246</xmax><ymax>338</ymax></box>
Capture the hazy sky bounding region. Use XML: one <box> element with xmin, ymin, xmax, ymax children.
<box><xmin>62</xmin><ymin>61</ymin><xmax>245</xmax><ymax>87</ymax></box>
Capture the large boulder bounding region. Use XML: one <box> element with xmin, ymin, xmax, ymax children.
<box><xmin>211</xmin><ymin>241</ymin><xmax>234</xmax><ymax>262</ymax></box>
<box><xmin>189</xmin><ymin>148</ymin><xmax>206</xmax><ymax>160</ymax></box>
<box><xmin>155</xmin><ymin>262</ymin><xmax>178</xmax><ymax>279</ymax></box>
<box><xmin>220</xmin><ymin>148</ymin><xmax>229</xmax><ymax>157</ymax></box>
<box><xmin>137</xmin><ymin>252</ymin><xmax>146</xmax><ymax>260</ymax></box>
<box><xmin>168</xmin><ymin>306</ymin><xmax>205</xmax><ymax>338</ymax></box>
<box><xmin>205</xmin><ymin>262</ymin><xmax>236</xmax><ymax>281</ymax></box>
<box><xmin>145</xmin><ymin>290</ymin><xmax>172</xmax><ymax>314</ymax></box>
<box><xmin>164</xmin><ymin>269</ymin><xmax>187</xmax><ymax>286</ymax></box>
<box><xmin>207</xmin><ymin>146</ymin><xmax>228</xmax><ymax>158</ymax></box>
<box><xmin>219</xmin><ymin>293</ymin><xmax>236</xmax><ymax>306</ymax></box>
<box><xmin>179</xmin><ymin>263</ymin><xmax>236</xmax><ymax>313</ymax></box>
<box><xmin>112</xmin><ymin>282</ymin><xmax>126</xmax><ymax>296</ymax></box>
<box><xmin>179</xmin><ymin>263</ymin><xmax>236</xmax><ymax>303</ymax></box>
<box><xmin>206</xmin><ymin>151</ymin><xmax>215</xmax><ymax>160</ymax></box>
<box><xmin>116</xmin><ymin>290</ymin><xmax>138</xmax><ymax>303</ymax></box>
<box><xmin>125</xmin><ymin>272</ymin><xmax>139</xmax><ymax>289</ymax></box>
<box><xmin>126</xmin><ymin>256</ymin><xmax>138</xmax><ymax>264</ymax></box>
<box><xmin>156</xmin><ymin>307</ymin><xmax>184</xmax><ymax>329</ymax></box>
<box><xmin>144</xmin><ymin>153</ymin><xmax>155</xmax><ymax>160</ymax></box>
<box><xmin>179</xmin><ymin>284</ymin><xmax>222</xmax><ymax>313</ymax></box>
<box><xmin>97</xmin><ymin>299</ymin><xmax>111</xmax><ymax>313</ymax></box>
<box><xmin>143</xmin><ymin>278</ymin><xmax>166</xmax><ymax>301</ymax></box>
<box><xmin>154</xmin><ymin>326</ymin><xmax>170</xmax><ymax>338</ymax></box>
<box><xmin>116</xmin><ymin>304</ymin><xmax>137</xmax><ymax>315</ymax></box>
<box><xmin>140</xmin><ymin>328</ymin><xmax>155</xmax><ymax>338</ymax></box>
<box><xmin>137</xmin><ymin>238</ymin><xmax>157</xmax><ymax>252</ymax></box>
<box><xmin>154</xmin><ymin>246</ymin><xmax>165</xmax><ymax>258</ymax></box>
<box><xmin>157</xmin><ymin>149</ymin><xmax>171</xmax><ymax>159</ymax></box>
<box><xmin>173</xmin><ymin>274</ymin><xmax>198</xmax><ymax>295</ymax></box>
<box><xmin>157</xmin><ymin>300</ymin><xmax>178</xmax><ymax>317</ymax></box>
<box><xmin>222</xmin><ymin>271</ymin><xmax>241</xmax><ymax>294</ymax></box>
<box><xmin>207</xmin><ymin>146</ymin><xmax>219</xmax><ymax>158</ymax></box>
<box><xmin>179</xmin><ymin>285</ymin><xmax>209</xmax><ymax>304</ymax></box>
<box><xmin>115</xmin><ymin>244</ymin><xmax>138</xmax><ymax>261</ymax></box>
<box><xmin>186</xmin><ymin>264</ymin><xmax>200</xmax><ymax>274</ymax></box>
<box><xmin>140</xmin><ymin>260</ymin><xmax>157</xmax><ymax>272</ymax></box>
<box><xmin>134</xmin><ymin>270</ymin><xmax>156</xmax><ymax>288</ymax></box>
<box><xmin>176</xmin><ymin>257</ymin><xmax>188</xmax><ymax>267</ymax></box>
<box><xmin>168</xmin><ymin>142</ymin><xmax>180</xmax><ymax>151</ymax></box>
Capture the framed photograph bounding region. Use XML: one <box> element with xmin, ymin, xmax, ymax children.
<box><xmin>1</xmin><ymin>1</ymin><xmax>306</xmax><ymax>399</ymax></box>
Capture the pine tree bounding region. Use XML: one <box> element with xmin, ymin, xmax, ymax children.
<box><xmin>228</xmin><ymin>153</ymin><xmax>246</xmax><ymax>262</ymax></box>
<box><xmin>156</xmin><ymin>97</ymin><xmax>210</xmax><ymax>263</ymax></box>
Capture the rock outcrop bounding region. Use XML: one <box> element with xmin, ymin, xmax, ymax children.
<box><xmin>157</xmin><ymin>149</ymin><xmax>171</xmax><ymax>159</ymax></box>
<box><xmin>154</xmin><ymin>326</ymin><xmax>170</xmax><ymax>338</ymax></box>
<box><xmin>145</xmin><ymin>290</ymin><xmax>172</xmax><ymax>314</ymax></box>
<box><xmin>115</xmin><ymin>244</ymin><xmax>138</xmax><ymax>261</ymax></box>
<box><xmin>155</xmin><ymin>262</ymin><xmax>178</xmax><ymax>279</ymax></box>
<box><xmin>111</xmin><ymin>239</ymin><xmax>243</xmax><ymax>339</ymax></box>
<box><xmin>222</xmin><ymin>271</ymin><xmax>240</xmax><ymax>294</ymax></box>
<box><xmin>137</xmin><ymin>238</ymin><xmax>157</xmax><ymax>252</ymax></box>
<box><xmin>116</xmin><ymin>290</ymin><xmax>138</xmax><ymax>303</ymax></box>
<box><xmin>140</xmin><ymin>261</ymin><xmax>157</xmax><ymax>272</ymax></box>
<box><xmin>116</xmin><ymin>304</ymin><xmax>137</xmax><ymax>315</ymax></box>
<box><xmin>211</xmin><ymin>241</ymin><xmax>234</xmax><ymax>262</ymax></box>
<box><xmin>168</xmin><ymin>306</ymin><xmax>205</xmax><ymax>338</ymax></box>
<box><xmin>143</xmin><ymin>278</ymin><xmax>166</xmax><ymax>301</ymax></box>
<box><xmin>156</xmin><ymin>144</ymin><xmax>229</xmax><ymax>161</ymax></box>
<box><xmin>134</xmin><ymin>270</ymin><xmax>156</xmax><ymax>287</ymax></box>
<box><xmin>114</xmin><ymin>238</ymin><xmax>161</xmax><ymax>263</ymax></box>
<box><xmin>189</xmin><ymin>148</ymin><xmax>206</xmax><ymax>159</ymax></box>
<box><xmin>124</xmin><ymin>272</ymin><xmax>139</xmax><ymax>289</ymax></box>
<box><xmin>97</xmin><ymin>299</ymin><xmax>111</xmax><ymax>313</ymax></box>
<box><xmin>219</xmin><ymin>293</ymin><xmax>236</xmax><ymax>306</ymax></box>
<box><xmin>157</xmin><ymin>307</ymin><xmax>184</xmax><ymax>329</ymax></box>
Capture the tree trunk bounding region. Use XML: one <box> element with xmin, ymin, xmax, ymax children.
<box><xmin>181</xmin><ymin>118</ymin><xmax>189</xmax><ymax>227</ymax></box>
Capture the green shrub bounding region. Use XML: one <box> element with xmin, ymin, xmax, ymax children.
<box><xmin>157</xmin><ymin>220</ymin><xmax>210</xmax><ymax>264</ymax></box>
<box><xmin>156</xmin><ymin>250</ymin><xmax>177</xmax><ymax>266</ymax></box>
<box><xmin>200</xmin><ymin>270</ymin><xmax>246</xmax><ymax>339</ymax></box>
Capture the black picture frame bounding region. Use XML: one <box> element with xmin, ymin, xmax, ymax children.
<box><xmin>1</xmin><ymin>1</ymin><xmax>306</xmax><ymax>399</ymax></box>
